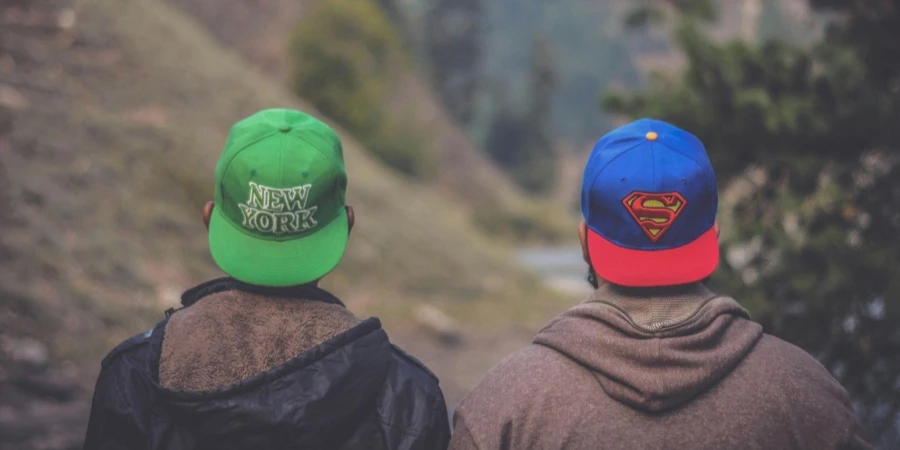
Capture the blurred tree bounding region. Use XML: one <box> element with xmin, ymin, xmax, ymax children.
<box><xmin>487</xmin><ymin>36</ymin><xmax>559</xmax><ymax>194</ymax></box>
<box><xmin>477</xmin><ymin>0</ymin><xmax>642</xmax><ymax>147</ymax></box>
<box><xmin>423</xmin><ymin>0</ymin><xmax>484</xmax><ymax>125</ymax></box>
<box><xmin>374</xmin><ymin>0</ymin><xmax>417</xmax><ymax>52</ymax></box>
<box><xmin>375</xmin><ymin>0</ymin><xmax>404</xmax><ymax>24</ymax></box>
<box><xmin>623</xmin><ymin>0</ymin><xmax>718</xmax><ymax>27</ymax></box>
<box><xmin>605</xmin><ymin>0</ymin><xmax>900</xmax><ymax>446</ymax></box>
<box><xmin>289</xmin><ymin>0</ymin><xmax>435</xmax><ymax>178</ymax></box>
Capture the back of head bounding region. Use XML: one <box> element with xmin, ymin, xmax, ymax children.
<box><xmin>580</xmin><ymin>118</ymin><xmax>719</xmax><ymax>288</ymax></box>
<box><xmin>209</xmin><ymin>108</ymin><xmax>349</xmax><ymax>287</ymax></box>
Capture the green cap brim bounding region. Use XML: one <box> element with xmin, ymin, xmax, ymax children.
<box><xmin>208</xmin><ymin>207</ymin><xmax>348</xmax><ymax>286</ymax></box>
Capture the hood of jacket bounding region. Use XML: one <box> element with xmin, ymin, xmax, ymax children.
<box><xmin>146</xmin><ymin>278</ymin><xmax>393</xmax><ymax>448</ymax></box>
<box><xmin>534</xmin><ymin>282</ymin><xmax>763</xmax><ymax>413</ymax></box>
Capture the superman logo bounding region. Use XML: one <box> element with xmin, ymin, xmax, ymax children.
<box><xmin>622</xmin><ymin>191</ymin><xmax>687</xmax><ymax>242</ymax></box>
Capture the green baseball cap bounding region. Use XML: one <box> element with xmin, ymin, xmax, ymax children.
<box><xmin>208</xmin><ymin>109</ymin><xmax>349</xmax><ymax>287</ymax></box>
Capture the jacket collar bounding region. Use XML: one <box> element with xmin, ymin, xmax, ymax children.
<box><xmin>583</xmin><ymin>281</ymin><xmax>744</xmax><ymax>333</ymax></box>
<box><xmin>180</xmin><ymin>277</ymin><xmax>345</xmax><ymax>308</ymax></box>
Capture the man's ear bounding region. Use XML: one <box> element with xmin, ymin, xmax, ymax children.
<box><xmin>578</xmin><ymin>220</ymin><xmax>590</xmax><ymax>265</ymax></box>
<box><xmin>346</xmin><ymin>205</ymin><xmax>355</xmax><ymax>234</ymax></box>
<box><xmin>714</xmin><ymin>220</ymin><xmax>720</xmax><ymax>238</ymax></box>
<box><xmin>203</xmin><ymin>201</ymin><xmax>214</xmax><ymax>230</ymax></box>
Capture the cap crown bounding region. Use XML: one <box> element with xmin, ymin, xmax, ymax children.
<box><xmin>581</xmin><ymin>119</ymin><xmax>718</xmax><ymax>250</ymax></box>
<box><xmin>214</xmin><ymin>109</ymin><xmax>347</xmax><ymax>241</ymax></box>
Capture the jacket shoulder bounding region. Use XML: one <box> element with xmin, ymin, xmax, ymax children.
<box><xmin>377</xmin><ymin>345</ymin><xmax>449</xmax><ymax>435</ymax></box>
<box><xmin>749</xmin><ymin>334</ymin><xmax>836</xmax><ymax>379</ymax></box>
<box><xmin>86</xmin><ymin>324</ymin><xmax>167</xmax><ymax>449</ymax></box>
<box><xmin>451</xmin><ymin>345</ymin><xmax>585</xmax><ymax>450</ymax></box>
<box><xmin>100</xmin><ymin>326</ymin><xmax>157</xmax><ymax>369</ymax></box>
<box><xmin>740</xmin><ymin>334</ymin><xmax>870</xmax><ymax>448</ymax></box>
<box><xmin>457</xmin><ymin>344</ymin><xmax>580</xmax><ymax>412</ymax></box>
<box><xmin>740</xmin><ymin>334</ymin><xmax>851</xmax><ymax>402</ymax></box>
<box><xmin>384</xmin><ymin>345</ymin><xmax>445</xmax><ymax>409</ymax></box>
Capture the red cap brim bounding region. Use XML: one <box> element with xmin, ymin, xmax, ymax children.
<box><xmin>587</xmin><ymin>227</ymin><xmax>720</xmax><ymax>287</ymax></box>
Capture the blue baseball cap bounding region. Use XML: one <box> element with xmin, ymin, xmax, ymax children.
<box><xmin>581</xmin><ymin>118</ymin><xmax>719</xmax><ymax>287</ymax></box>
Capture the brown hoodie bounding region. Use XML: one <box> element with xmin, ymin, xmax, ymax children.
<box><xmin>450</xmin><ymin>283</ymin><xmax>871</xmax><ymax>450</ymax></box>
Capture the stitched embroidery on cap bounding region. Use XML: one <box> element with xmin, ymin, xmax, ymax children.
<box><xmin>239</xmin><ymin>182</ymin><xmax>318</xmax><ymax>234</ymax></box>
<box><xmin>622</xmin><ymin>191</ymin><xmax>687</xmax><ymax>242</ymax></box>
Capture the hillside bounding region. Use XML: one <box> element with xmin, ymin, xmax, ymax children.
<box><xmin>0</xmin><ymin>0</ymin><xmax>572</xmax><ymax>447</ymax></box>
<box><xmin>162</xmin><ymin>0</ymin><xmax>561</xmax><ymax>222</ymax></box>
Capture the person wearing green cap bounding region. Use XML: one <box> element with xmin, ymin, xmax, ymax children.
<box><xmin>83</xmin><ymin>109</ymin><xmax>451</xmax><ymax>450</ymax></box>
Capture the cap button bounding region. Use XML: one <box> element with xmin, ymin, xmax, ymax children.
<box><xmin>645</xmin><ymin>131</ymin><xmax>658</xmax><ymax>141</ymax></box>
<box><xmin>278</xmin><ymin>123</ymin><xmax>292</xmax><ymax>133</ymax></box>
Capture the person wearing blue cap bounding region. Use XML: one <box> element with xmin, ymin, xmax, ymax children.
<box><xmin>448</xmin><ymin>119</ymin><xmax>870</xmax><ymax>450</ymax></box>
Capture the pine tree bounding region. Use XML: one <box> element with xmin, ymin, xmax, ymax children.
<box><xmin>486</xmin><ymin>36</ymin><xmax>559</xmax><ymax>194</ymax></box>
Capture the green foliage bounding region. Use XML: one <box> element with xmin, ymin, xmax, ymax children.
<box><xmin>606</xmin><ymin>29</ymin><xmax>868</xmax><ymax>180</ymax></box>
<box><xmin>288</xmin><ymin>0</ymin><xmax>435</xmax><ymax>178</ymax></box>
<box><xmin>606</xmin><ymin>1</ymin><xmax>900</xmax><ymax>446</ymax></box>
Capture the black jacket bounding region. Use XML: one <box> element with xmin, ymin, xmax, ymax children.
<box><xmin>83</xmin><ymin>278</ymin><xmax>451</xmax><ymax>450</ymax></box>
